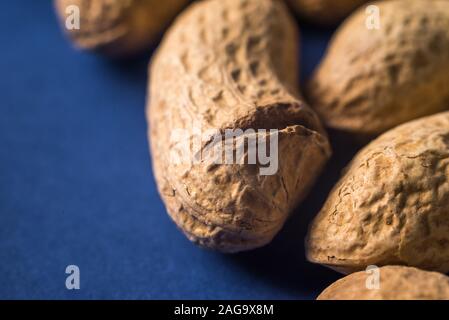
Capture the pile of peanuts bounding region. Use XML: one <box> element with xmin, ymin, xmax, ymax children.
<box><xmin>55</xmin><ymin>0</ymin><xmax>449</xmax><ymax>300</ymax></box>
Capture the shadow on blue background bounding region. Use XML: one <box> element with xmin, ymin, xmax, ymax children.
<box><xmin>0</xmin><ymin>1</ymin><xmax>359</xmax><ymax>299</ymax></box>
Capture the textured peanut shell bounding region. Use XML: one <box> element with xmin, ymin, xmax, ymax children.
<box><xmin>285</xmin><ymin>0</ymin><xmax>369</xmax><ymax>25</ymax></box>
<box><xmin>54</xmin><ymin>0</ymin><xmax>188</xmax><ymax>57</ymax></box>
<box><xmin>147</xmin><ymin>0</ymin><xmax>331</xmax><ymax>252</ymax></box>
<box><xmin>307</xmin><ymin>112</ymin><xmax>449</xmax><ymax>273</ymax></box>
<box><xmin>318</xmin><ymin>266</ymin><xmax>449</xmax><ymax>300</ymax></box>
<box><xmin>307</xmin><ymin>0</ymin><xmax>449</xmax><ymax>137</ymax></box>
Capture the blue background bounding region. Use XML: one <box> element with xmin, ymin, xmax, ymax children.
<box><xmin>0</xmin><ymin>1</ymin><xmax>357</xmax><ymax>299</ymax></box>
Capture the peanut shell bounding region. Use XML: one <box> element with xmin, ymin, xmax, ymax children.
<box><xmin>54</xmin><ymin>0</ymin><xmax>188</xmax><ymax>57</ymax></box>
<box><xmin>307</xmin><ymin>112</ymin><xmax>449</xmax><ymax>273</ymax></box>
<box><xmin>285</xmin><ymin>0</ymin><xmax>369</xmax><ymax>25</ymax></box>
<box><xmin>318</xmin><ymin>266</ymin><xmax>449</xmax><ymax>300</ymax></box>
<box><xmin>147</xmin><ymin>0</ymin><xmax>331</xmax><ymax>252</ymax></box>
<box><xmin>307</xmin><ymin>0</ymin><xmax>449</xmax><ymax>137</ymax></box>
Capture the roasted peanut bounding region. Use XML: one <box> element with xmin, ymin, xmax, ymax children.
<box><xmin>285</xmin><ymin>0</ymin><xmax>369</xmax><ymax>25</ymax></box>
<box><xmin>307</xmin><ymin>112</ymin><xmax>449</xmax><ymax>273</ymax></box>
<box><xmin>307</xmin><ymin>0</ymin><xmax>449</xmax><ymax>137</ymax></box>
<box><xmin>54</xmin><ymin>0</ymin><xmax>188</xmax><ymax>57</ymax></box>
<box><xmin>147</xmin><ymin>0</ymin><xmax>331</xmax><ymax>252</ymax></box>
<box><xmin>318</xmin><ymin>266</ymin><xmax>449</xmax><ymax>300</ymax></box>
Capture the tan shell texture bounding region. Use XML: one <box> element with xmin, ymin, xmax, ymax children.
<box><xmin>318</xmin><ymin>266</ymin><xmax>449</xmax><ymax>300</ymax></box>
<box><xmin>54</xmin><ymin>0</ymin><xmax>188</xmax><ymax>57</ymax></box>
<box><xmin>147</xmin><ymin>0</ymin><xmax>331</xmax><ymax>252</ymax></box>
<box><xmin>285</xmin><ymin>0</ymin><xmax>369</xmax><ymax>25</ymax></box>
<box><xmin>307</xmin><ymin>0</ymin><xmax>449</xmax><ymax>137</ymax></box>
<box><xmin>307</xmin><ymin>112</ymin><xmax>449</xmax><ymax>273</ymax></box>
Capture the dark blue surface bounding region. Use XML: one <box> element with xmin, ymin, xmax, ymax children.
<box><xmin>0</xmin><ymin>1</ymin><xmax>344</xmax><ymax>299</ymax></box>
